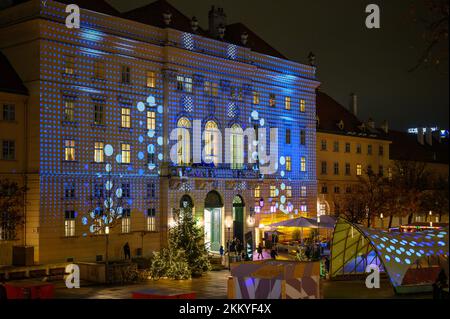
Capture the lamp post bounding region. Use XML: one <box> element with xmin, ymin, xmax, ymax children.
<box><xmin>429</xmin><ymin>210</ymin><xmax>433</xmax><ymax>227</ymax></box>
<box><xmin>380</xmin><ymin>213</ymin><xmax>384</xmax><ymax>229</ymax></box>
<box><xmin>225</xmin><ymin>216</ymin><xmax>233</xmax><ymax>270</ymax></box>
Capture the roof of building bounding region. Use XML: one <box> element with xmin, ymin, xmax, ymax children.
<box><xmin>0</xmin><ymin>52</ymin><xmax>28</xmax><ymax>95</ymax></box>
<box><xmin>388</xmin><ymin>129</ymin><xmax>449</xmax><ymax>164</ymax></box>
<box><xmin>316</xmin><ymin>91</ymin><xmax>387</xmax><ymax>139</ymax></box>
<box><xmin>122</xmin><ymin>0</ymin><xmax>286</xmax><ymax>59</ymax></box>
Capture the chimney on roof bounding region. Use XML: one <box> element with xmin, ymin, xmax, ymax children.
<box><xmin>367</xmin><ymin>117</ymin><xmax>375</xmax><ymax>129</ymax></box>
<box><xmin>163</xmin><ymin>11</ymin><xmax>172</xmax><ymax>26</ymax></box>
<box><xmin>425</xmin><ymin>127</ymin><xmax>433</xmax><ymax>146</ymax></box>
<box><xmin>191</xmin><ymin>16</ymin><xmax>199</xmax><ymax>32</ymax></box>
<box><xmin>417</xmin><ymin>127</ymin><xmax>424</xmax><ymax>145</ymax></box>
<box><xmin>208</xmin><ymin>5</ymin><xmax>227</xmax><ymax>39</ymax></box>
<box><xmin>349</xmin><ymin>93</ymin><xmax>357</xmax><ymax>116</ymax></box>
<box><xmin>380</xmin><ymin>120</ymin><xmax>388</xmax><ymax>134</ymax></box>
<box><xmin>241</xmin><ymin>31</ymin><xmax>248</xmax><ymax>45</ymax></box>
<box><xmin>308</xmin><ymin>52</ymin><xmax>316</xmax><ymax>66</ymax></box>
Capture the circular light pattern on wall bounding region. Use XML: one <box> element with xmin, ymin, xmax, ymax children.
<box><xmin>137</xmin><ymin>101</ymin><xmax>145</xmax><ymax>112</ymax></box>
<box><xmin>104</xmin><ymin>144</ymin><xmax>113</xmax><ymax>157</ymax></box>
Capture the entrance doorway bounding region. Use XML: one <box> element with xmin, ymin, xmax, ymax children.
<box><xmin>232</xmin><ymin>195</ymin><xmax>245</xmax><ymax>243</ymax></box>
<box><xmin>204</xmin><ymin>191</ymin><xmax>223</xmax><ymax>252</ymax></box>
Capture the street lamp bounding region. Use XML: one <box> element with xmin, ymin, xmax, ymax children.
<box><xmin>429</xmin><ymin>210</ymin><xmax>433</xmax><ymax>227</ymax></box>
<box><xmin>225</xmin><ymin>216</ymin><xmax>233</xmax><ymax>270</ymax></box>
<box><xmin>380</xmin><ymin>213</ymin><xmax>384</xmax><ymax>229</ymax></box>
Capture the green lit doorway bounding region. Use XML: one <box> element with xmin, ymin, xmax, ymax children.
<box><xmin>232</xmin><ymin>195</ymin><xmax>245</xmax><ymax>243</ymax></box>
<box><xmin>204</xmin><ymin>191</ymin><xmax>223</xmax><ymax>252</ymax></box>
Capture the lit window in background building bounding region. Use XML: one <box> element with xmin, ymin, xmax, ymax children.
<box><xmin>121</xmin><ymin>108</ymin><xmax>131</xmax><ymax>128</ymax></box>
<box><xmin>254</xmin><ymin>185</ymin><xmax>260</xmax><ymax>198</ymax></box>
<box><xmin>147</xmin><ymin>208</ymin><xmax>156</xmax><ymax>231</ymax></box>
<box><xmin>252</xmin><ymin>91</ymin><xmax>260</xmax><ymax>104</ymax></box>
<box><xmin>356</xmin><ymin>163</ymin><xmax>362</xmax><ymax>176</ymax></box>
<box><xmin>64</xmin><ymin>139</ymin><xmax>75</xmax><ymax>161</ymax></box>
<box><xmin>147</xmin><ymin>111</ymin><xmax>156</xmax><ymax>130</ymax></box>
<box><xmin>270</xmin><ymin>185</ymin><xmax>277</xmax><ymax>197</ymax></box>
<box><xmin>177</xmin><ymin>117</ymin><xmax>191</xmax><ymax>165</ymax></box>
<box><xmin>121</xmin><ymin>209</ymin><xmax>131</xmax><ymax>233</ymax></box>
<box><xmin>177</xmin><ymin>75</ymin><xmax>193</xmax><ymax>92</ymax></box>
<box><xmin>300</xmin><ymin>205</ymin><xmax>307</xmax><ymax>212</ymax></box>
<box><xmin>301</xmin><ymin>186</ymin><xmax>307</xmax><ymax>197</ymax></box>
<box><xmin>204</xmin><ymin>121</ymin><xmax>219</xmax><ymax>165</ymax></box>
<box><xmin>64</xmin><ymin>210</ymin><xmax>75</xmax><ymax>237</ymax></box>
<box><xmin>94</xmin><ymin>142</ymin><xmax>104</xmax><ymax>163</ymax></box>
<box><xmin>285</xmin><ymin>96</ymin><xmax>291</xmax><ymax>110</ymax></box>
<box><xmin>286</xmin><ymin>185</ymin><xmax>292</xmax><ymax>197</ymax></box>
<box><xmin>64</xmin><ymin>55</ymin><xmax>74</xmax><ymax>75</ymax></box>
<box><xmin>269</xmin><ymin>93</ymin><xmax>276</xmax><ymax>107</ymax></box>
<box><xmin>121</xmin><ymin>143</ymin><xmax>131</xmax><ymax>164</ymax></box>
<box><xmin>300</xmin><ymin>99</ymin><xmax>306</xmax><ymax>112</ymax></box>
<box><xmin>230</xmin><ymin>124</ymin><xmax>244</xmax><ymax>169</ymax></box>
<box><xmin>286</xmin><ymin>156</ymin><xmax>292</xmax><ymax>171</ymax></box>
<box><xmin>300</xmin><ymin>156</ymin><xmax>306</xmax><ymax>172</ymax></box>
<box><xmin>146</xmin><ymin>71</ymin><xmax>156</xmax><ymax>88</ymax></box>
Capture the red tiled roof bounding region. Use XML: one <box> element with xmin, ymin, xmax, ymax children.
<box><xmin>0</xmin><ymin>52</ymin><xmax>28</xmax><ymax>95</ymax></box>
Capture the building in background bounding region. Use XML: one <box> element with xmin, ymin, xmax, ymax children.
<box><xmin>0</xmin><ymin>0</ymin><xmax>319</xmax><ymax>265</ymax></box>
<box><xmin>315</xmin><ymin>91</ymin><xmax>391</xmax><ymax>216</ymax></box>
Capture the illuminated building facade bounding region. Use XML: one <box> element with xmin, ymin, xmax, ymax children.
<box><xmin>0</xmin><ymin>0</ymin><xmax>319</xmax><ymax>264</ymax></box>
<box><xmin>315</xmin><ymin>92</ymin><xmax>391</xmax><ymax>216</ymax></box>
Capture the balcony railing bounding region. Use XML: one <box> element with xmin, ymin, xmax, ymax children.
<box><xmin>168</xmin><ymin>163</ymin><xmax>261</xmax><ymax>179</ymax></box>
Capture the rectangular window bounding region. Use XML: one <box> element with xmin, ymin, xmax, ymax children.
<box><xmin>345</xmin><ymin>163</ymin><xmax>351</xmax><ymax>175</ymax></box>
<box><xmin>94</xmin><ymin>142</ymin><xmax>104</xmax><ymax>163</ymax></box>
<box><xmin>121</xmin><ymin>143</ymin><xmax>131</xmax><ymax>164</ymax></box>
<box><xmin>177</xmin><ymin>75</ymin><xmax>192</xmax><ymax>92</ymax></box>
<box><xmin>334</xmin><ymin>162</ymin><xmax>339</xmax><ymax>175</ymax></box>
<box><xmin>94</xmin><ymin>60</ymin><xmax>105</xmax><ymax>79</ymax></box>
<box><xmin>93</xmin><ymin>102</ymin><xmax>104</xmax><ymax>125</ymax></box>
<box><xmin>121</xmin><ymin>65</ymin><xmax>131</xmax><ymax>84</ymax></box>
<box><xmin>147</xmin><ymin>111</ymin><xmax>156</xmax><ymax>130</ymax></box>
<box><xmin>270</xmin><ymin>185</ymin><xmax>277</xmax><ymax>197</ymax></box>
<box><xmin>301</xmin><ymin>186</ymin><xmax>307</xmax><ymax>197</ymax></box>
<box><xmin>94</xmin><ymin>183</ymin><xmax>103</xmax><ymax>198</ymax></box>
<box><xmin>269</xmin><ymin>93</ymin><xmax>276</xmax><ymax>107</ymax></box>
<box><xmin>64</xmin><ymin>56</ymin><xmax>75</xmax><ymax>75</ymax></box>
<box><xmin>300</xmin><ymin>99</ymin><xmax>306</xmax><ymax>112</ymax></box>
<box><xmin>321</xmin><ymin>139</ymin><xmax>327</xmax><ymax>151</ymax></box>
<box><xmin>147</xmin><ymin>208</ymin><xmax>156</xmax><ymax>232</ymax></box>
<box><xmin>286</xmin><ymin>129</ymin><xmax>291</xmax><ymax>144</ymax></box>
<box><xmin>286</xmin><ymin>156</ymin><xmax>292</xmax><ymax>171</ymax></box>
<box><xmin>2</xmin><ymin>104</ymin><xmax>15</xmax><ymax>121</ymax></box>
<box><xmin>286</xmin><ymin>186</ymin><xmax>292</xmax><ymax>198</ymax></box>
<box><xmin>121</xmin><ymin>209</ymin><xmax>131</xmax><ymax>233</ymax></box>
<box><xmin>368</xmin><ymin>144</ymin><xmax>373</xmax><ymax>155</ymax></box>
<box><xmin>300</xmin><ymin>130</ymin><xmax>306</xmax><ymax>145</ymax></box>
<box><xmin>146</xmin><ymin>71</ymin><xmax>156</xmax><ymax>88</ymax></box>
<box><xmin>300</xmin><ymin>205</ymin><xmax>307</xmax><ymax>212</ymax></box>
<box><xmin>345</xmin><ymin>142</ymin><xmax>351</xmax><ymax>153</ymax></box>
<box><xmin>285</xmin><ymin>96</ymin><xmax>291</xmax><ymax>110</ymax></box>
<box><xmin>64</xmin><ymin>182</ymin><xmax>75</xmax><ymax>198</ymax></box>
<box><xmin>121</xmin><ymin>183</ymin><xmax>131</xmax><ymax>198</ymax></box>
<box><xmin>64</xmin><ymin>139</ymin><xmax>75</xmax><ymax>161</ymax></box>
<box><xmin>356</xmin><ymin>164</ymin><xmax>362</xmax><ymax>176</ymax></box>
<box><xmin>254</xmin><ymin>185</ymin><xmax>260</xmax><ymax>198</ymax></box>
<box><xmin>321</xmin><ymin>184</ymin><xmax>328</xmax><ymax>194</ymax></box>
<box><xmin>379</xmin><ymin>165</ymin><xmax>384</xmax><ymax>176</ymax></box>
<box><xmin>345</xmin><ymin>186</ymin><xmax>352</xmax><ymax>194</ymax></box>
<box><xmin>252</xmin><ymin>91</ymin><xmax>260</xmax><ymax>104</ymax></box>
<box><xmin>321</xmin><ymin>161</ymin><xmax>327</xmax><ymax>174</ymax></box>
<box><xmin>2</xmin><ymin>140</ymin><xmax>15</xmax><ymax>160</ymax></box>
<box><xmin>334</xmin><ymin>186</ymin><xmax>340</xmax><ymax>194</ymax></box>
<box><xmin>356</xmin><ymin>144</ymin><xmax>362</xmax><ymax>154</ymax></box>
<box><xmin>204</xmin><ymin>81</ymin><xmax>211</xmax><ymax>95</ymax></box>
<box><xmin>147</xmin><ymin>152</ymin><xmax>155</xmax><ymax>165</ymax></box>
<box><xmin>64</xmin><ymin>210</ymin><xmax>76</xmax><ymax>237</ymax></box>
<box><xmin>300</xmin><ymin>156</ymin><xmax>306</xmax><ymax>172</ymax></box>
<box><xmin>63</xmin><ymin>99</ymin><xmax>74</xmax><ymax>122</ymax></box>
<box><xmin>211</xmin><ymin>82</ymin><xmax>219</xmax><ymax>96</ymax></box>
<box><xmin>147</xmin><ymin>183</ymin><xmax>156</xmax><ymax>198</ymax></box>
<box><xmin>379</xmin><ymin>145</ymin><xmax>384</xmax><ymax>156</ymax></box>
<box><xmin>367</xmin><ymin>165</ymin><xmax>373</xmax><ymax>175</ymax></box>
<box><xmin>121</xmin><ymin>108</ymin><xmax>131</xmax><ymax>128</ymax></box>
<box><xmin>333</xmin><ymin>141</ymin><xmax>339</xmax><ymax>152</ymax></box>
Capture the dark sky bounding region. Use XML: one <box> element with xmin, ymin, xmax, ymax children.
<box><xmin>108</xmin><ymin>0</ymin><xmax>449</xmax><ymax>131</ymax></box>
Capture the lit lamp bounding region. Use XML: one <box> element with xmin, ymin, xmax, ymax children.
<box><xmin>429</xmin><ymin>210</ymin><xmax>433</xmax><ymax>227</ymax></box>
<box><xmin>225</xmin><ymin>216</ymin><xmax>233</xmax><ymax>270</ymax></box>
<box><xmin>380</xmin><ymin>213</ymin><xmax>384</xmax><ymax>228</ymax></box>
<box><xmin>105</xmin><ymin>226</ymin><xmax>110</xmax><ymax>234</ymax></box>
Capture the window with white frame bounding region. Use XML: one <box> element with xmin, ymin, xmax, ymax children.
<box><xmin>121</xmin><ymin>107</ymin><xmax>131</xmax><ymax>128</ymax></box>
<box><xmin>204</xmin><ymin>121</ymin><xmax>219</xmax><ymax>165</ymax></box>
<box><xmin>300</xmin><ymin>99</ymin><xmax>306</xmax><ymax>112</ymax></box>
<box><xmin>147</xmin><ymin>111</ymin><xmax>156</xmax><ymax>130</ymax></box>
<box><xmin>301</xmin><ymin>186</ymin><xmax>307</xmax><ymax>197</ymax></box>
<box><xmin>230</xmin><ymin>124</ymin><xmax>244</xmax><ymax>169</ymax></box>
<box><xmin>64</xmin><ymin>139</ymin><xmax>75</xmax><ymax>161</ymax></box>
<box><xmin>286</xmin><ymin>156</ymin><xmax>292</xmax><ymax>171</ymax></box>
<box><xmin>2</xmin><ymin>104</ymin><xmax>15</xmax><ymax>121</ymax></box>
<box><xmin>286</xmin><ymin>186</ymin><xmax>292</xmax><ymax>198</ymax></box>
<box><xmin>64</xmin><ymin>55</ymin><xmax>75</xmax><ymax>75</ymax></box>
<box><xmin>177</xmin><ymin>75</ymin><xmax>192</xmax><ymax>92</ymax></box>
<box><xmin>121</xmin><ymin>209</ymin><xmax>131</xmax><ymax>233</ymax></box>
<box><xmin>147</xmin><ymin>183</ymin><xmax>156</xmax><ymax>198</ymax></box>
<box><xmin>146</xmin><ymin>71</ymin><xmax>156</xmax><ymax>88</ymax></box>
<box><xmin>121</xmin><ymin>143</ymin><xmax>131</xmax><ymax>164</ymax></box>
<box><xmin>300</xmin><ymin>156</ymin><xmax>306</xmax><ymax>172</ymax></box>
<box><xmin>254</xmin><ymin>185</ymin><xmax>260</xmax><ymax>198</ymax></box>
<box><xmin>252</xmin><ymin>91</ymin><xmax>260</xmax><ymax>104</ymax></box>
<box><xmin>270</xmin><ymin>185</ymin><xmax>277</xmax><ymax>197</ymax></box>
<box><xmin>63</xmin><ymin>99</ymin><xmax>74</xmax><ymax>122</ymax></box>
<box><xmin>94</xmin><ymin>142</ymin><xmax>104</xmax><ymax>163</ymax></box>
<box><xmin>177</xmin><ymin>117</ymin><xmax>191</xmax><ymax>165</ymax></box>
<box><xmin>64</xmin><ymin>210</ymin><xmax>76</xmax><ymax>237</ymax></box>
<box><xmin>285</xmin><ymin>96</ymin><xmax>291</xmax><ymax>110</ymax></box>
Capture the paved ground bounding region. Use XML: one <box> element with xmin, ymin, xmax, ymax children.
<box><xmin>53</xmin><ymin>269</ymin><xmax>432</xmax><ymax>299</ymax></box>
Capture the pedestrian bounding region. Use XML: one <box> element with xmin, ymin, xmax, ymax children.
<box><xmin>219</xmin><ymin>245</ymin><xmax>224</xmax><ymax>257</ymax></box>
<box><xmin>257</xmin><ymin>243</ymin><xmax>264</xmax><ymax>260</ymax></box>
<box><xmin>123</xmin><ymin>242</ymin><xmax>131</xmax><ymax>260</ymax></box>
<box><xmin>270</xmin><ymin>247</ymin><xmax>278</xmax><ymax>260</ymax></box>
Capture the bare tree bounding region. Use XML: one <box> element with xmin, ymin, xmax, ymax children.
<box><xmin>0</xmin><ymin>179</ymin><xmax>27</xmax><ymax>240</ymax></box>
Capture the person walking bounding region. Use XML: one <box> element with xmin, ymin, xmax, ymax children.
<box><xmin>123</xmin><ymin>242</ymin><xmax>131</xmax><ymax>260</ymax></box>
<box><xmin>257</xmin><ymin>243</ymin><xmax>264</xmax><ymax>260</ymax></box>
<box><xmin>219</xmin><ymin>245</ymin><xmax>224</xmax><ymax>259</ymax></box>
<box><xmin>270</xmin><ymin>247</ymin><xmax>278</xmax><ymax>260</ymax></box>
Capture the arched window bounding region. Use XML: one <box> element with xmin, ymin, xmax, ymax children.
<box><xmin>204</xmin><ymin>121</ymin><xmax>219</xmax><ymax>165</ymax></box>
<box><xmin>230</xmin><ymin>124</ymin><xmax>243</xmax><ymax>169</ymax></box>
<box><xmin>177</xmin><ymin>117</ymin><xmax>191</xmax><ymax>165</ymax></box>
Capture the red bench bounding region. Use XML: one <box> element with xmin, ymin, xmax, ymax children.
<box><xmin>5</xmin><ymin>282</ymin><xmax>54</xmax><ymax>299</ymax></box>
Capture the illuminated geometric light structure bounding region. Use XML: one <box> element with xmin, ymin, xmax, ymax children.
<box><xmin>330</xmin><ymin>218</ymin><xmax>448</xmax><ymax>291</ymax></box>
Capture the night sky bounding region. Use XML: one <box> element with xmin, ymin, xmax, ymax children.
<box><xmin>108</xmin><ymin>0</ymin><xmax>449</xmax><ymax>131</ymax></box>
